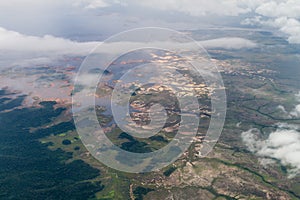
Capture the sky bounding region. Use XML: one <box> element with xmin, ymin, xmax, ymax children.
<box><xmin>0</xmin><ymin>0</ymin><xmax>299</xmax><ymax>67</ymax></box>
<box><xmin>0</xmin><ymin>0</ymin><xmax>300</xmax><ymax>41</ymax></box>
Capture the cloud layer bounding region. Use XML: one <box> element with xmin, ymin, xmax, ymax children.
<box><xmin>0</xmin><ymin>27</ymin><xmax>256</xmax><ymax>67</ymax></box>
<box><xmin>0</xmin><ymin>27</ymin><xmax>98</xmax><ymax>67</ymax></box>
<box><xmin>0</xmin><ymin>27</ymin><xmax>98</xmax><ymax>53</ymax></box>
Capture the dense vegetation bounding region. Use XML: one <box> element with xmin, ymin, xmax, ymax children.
<box><xmin>0</xmin><ymin>92</ymin><xmax>104</xmax><ymax>199</ymax></box>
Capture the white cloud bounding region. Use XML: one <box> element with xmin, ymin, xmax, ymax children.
<box><xmin>0</xmin><ymin>27</ymin><xmax>97</xmax><ymax>53</ymax></box>
<box><xmin>0</xmin><ymin>27</ymin><xmax>256</xmax><ymax>54</ymax></box>
<box><xmin>255</xmin><ymin>0</ymin><xmax>300</xmax><ymax>19</ymax></box>
<box><xmin>199</xmin><ymin>37</ymin><xmax>257</xmax><ymax>49</ymax></box>
<box><xmin>290</xmin><ymin>105</ymin><xmax>300</xmax><ymax>118</ymax></box>
<box><xmin>0</xmin><ymin>27</ymin><xmax>98</xmax><ymax>67</ymax></box>
<box><xmin>247</xmin><ymin>16</ymin><xmax>300</xmax><ymax>44</ymax></box>
<box><xmin>0</xmin><ymin>26</ymin><xmax>257</xmax><ymax>67</ymax></box>
<box><xmin>242</xmin><ymin>126</ymin><xmax>300</xmax><ymax>178</ymax></box>
<box><xmin>276</xmin><ymin>92</ymin><xmax>300</xmax><ymax>117</ymax></box>
<box><xmin>242</xmin><ymin>0</ymin><xmax>300</xmax><ymax>44</ymax></box>
<box><xmin>277</xmin><ymin>18</ymin><xmax>300</xmax><ymax>44</ymax></box>
<box><xmin>242</xmin><ymin>92</ymin><xmax>300</xmax><ymax>178</ymax></box>
<box><xmin>282</xmin><ymin>92</ymin><xmax>300</xmax><ymax>118</ymax></box>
